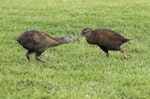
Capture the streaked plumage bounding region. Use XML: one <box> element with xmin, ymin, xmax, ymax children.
<box><xmin>17</xmin><ymin>30</ymin><xmax>75</xmax><ymax>62</ymax></box>
<box><xmin>77</xmin><ymin>28</ymin><xmax>130</xmax><ymax>59</ymax></box>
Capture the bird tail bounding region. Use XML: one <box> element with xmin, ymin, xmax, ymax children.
<box><xmin>123</xmin><ymin>38</ymin><xmax>132</xmax><ymax>43</ymax></box>
<box><xmin>15</xmin><ymin>38</ymin><xmax>20</xmax><ymax>43</ymax></box>
<box><xmin>15</xmin><ymin>38</ymin><xmax>18</xmax><ymax>41</ymax></box>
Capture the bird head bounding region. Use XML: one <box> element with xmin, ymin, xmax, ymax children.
<box><xmin>61</xmin><ymin>36</ymin><xmax>76</xmax><ymax>43</ymax></box>
<box><xmin>77</xmin><ymin>28</ymin><xmax>92</xmax><ymax>41</ymax></box>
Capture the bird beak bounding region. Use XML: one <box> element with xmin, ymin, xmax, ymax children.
<box><xmin>73</xmin><ymin>38</ymin><xmax>77</xmax><ymax>42</ymax></box>
<box><xmin>77</xmin><ymin>34</ymin><xmax>83</xmax><ymax>41</ymax></box>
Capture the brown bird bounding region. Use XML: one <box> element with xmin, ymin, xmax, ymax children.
<box><xmin>17</xmin><ymin>30</ymin><xmax>76</xmax><ymax>62</ymax></box>
<box><xmin>77</xmin><ymin>28</ymin><xmax>130</xmax><ymax>59</ymax></box>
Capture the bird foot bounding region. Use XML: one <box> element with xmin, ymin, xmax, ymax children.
<box><xmin>35</xmin><ymin>57</ymin><xmax>47</xmax><ymax>62</ymax></box>
<box><xmin>124</xmin><ymin>56</ymin><xmax>129</xmax><ymax>60</ymax></box>
<box><xmin>39</xmin><ymin>59</ymin><xmax>47</xmax><ymax>63</ymax></box>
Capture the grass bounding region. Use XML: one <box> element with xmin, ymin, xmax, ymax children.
<box><xmin>0</xmin><ymin>0</ymin><xmax>150</xmax><ymax>98</ymax></box>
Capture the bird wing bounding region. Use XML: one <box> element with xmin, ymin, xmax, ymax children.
<box><xmin>95</xmin><ymin>32</ymin><xmax>122</xmax><ymax>49</ymax></box>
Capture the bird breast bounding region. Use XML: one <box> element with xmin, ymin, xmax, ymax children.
<box><xmin>86</xmin><ymin>35</ymin><xmax>97</xmax><ymax>44</ymax></box>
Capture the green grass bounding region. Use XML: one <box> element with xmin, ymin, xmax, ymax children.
<box><xmin>0</xmin><ymin>0</ymin><xmax>150</xmax><ymax>98</ymax></box>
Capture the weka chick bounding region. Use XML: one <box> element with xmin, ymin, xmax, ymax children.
<box><xmin>17</xmin><ymin>30</ymin><xmax>75</xmax><ymax>62</ymax></box>
<box><xmin>77</xmin><ymin>28</ymin><xmax>130</xmax><ymax>59</ymax></box>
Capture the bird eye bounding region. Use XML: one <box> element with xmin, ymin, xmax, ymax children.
<box><xmin>82</xmin><ymin>32</ymin><xmax>86</xmax><ymax>34</ymax></box>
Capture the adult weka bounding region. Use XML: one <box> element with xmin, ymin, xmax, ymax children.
<box><xmin>77</xmin><ymin>28</ymin><xmax>130</xmax><ymax>59</ymax></box>
<box><xmin>17</xmin><ymin>30</ymin><xmax>75</xmax><ymax>62</ymax></box>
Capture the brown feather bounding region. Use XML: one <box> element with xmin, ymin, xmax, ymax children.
<box><xmin>17</xmin><ymin>29</ymin><xmax>75</xmax><ymax>62</ymax></box>
<box><xmin>78</xmin><ymin>28</ymin><xmax>130</xmax><ymax>59</ymax></box>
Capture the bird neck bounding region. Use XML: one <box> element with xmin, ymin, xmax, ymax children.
<box><xmin>50</xmin><ymin>37</ymin><xmax>66</xmax><ymax>47</ymax></box>
<box><xmin>85</xmin><ymin>35</ymin><xmax>90</xmax><ymax>39</ymax></box>
<box><xmin>86</xmin><ymin>35</ymin><xmax>95</xmax><ymax>44</ymax></box>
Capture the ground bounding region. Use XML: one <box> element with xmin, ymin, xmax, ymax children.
<box><xmin>0</xmin><ymin>0</ymin><xmax>150</xmax><ymax>98</ymax></box>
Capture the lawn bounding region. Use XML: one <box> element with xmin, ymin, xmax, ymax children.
<box><xmin>0</xmin><ymin>0</ymin><xmax>150</xmax><ymax>98</ymax></box>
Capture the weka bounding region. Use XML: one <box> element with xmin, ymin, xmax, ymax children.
<box><xmin>77</xmin><ymin>28</ymin><xmax>130</xmax><ymax>59</ymax></box>
<box><xmin>17</xmin><ymin>30</ymin><xmax>75</xmax><ymax>62</ymax></box>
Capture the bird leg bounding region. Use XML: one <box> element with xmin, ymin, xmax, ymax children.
<box><xmin>99</xmin><ymin>46</ymin><xmax>109</xmax><ymax>59</ymax></box>
<box><xmin>120</xmin><ymin>49</ymin><xmax>129</xmax><ymax>60</ymax></box>
<box><xmin>35</xmin><ymin>53</ymin><xmax>47</xmax><ymax>62</ymax></box>
<box><xmin>26</xmin><ymin>50</ymin><xmax>32</xmax><ymax>61</ymax></box>
<box><xmin>105</xmin><ymin>52</ymin><xmax>109</xmax><ymax>59</ymax></box>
